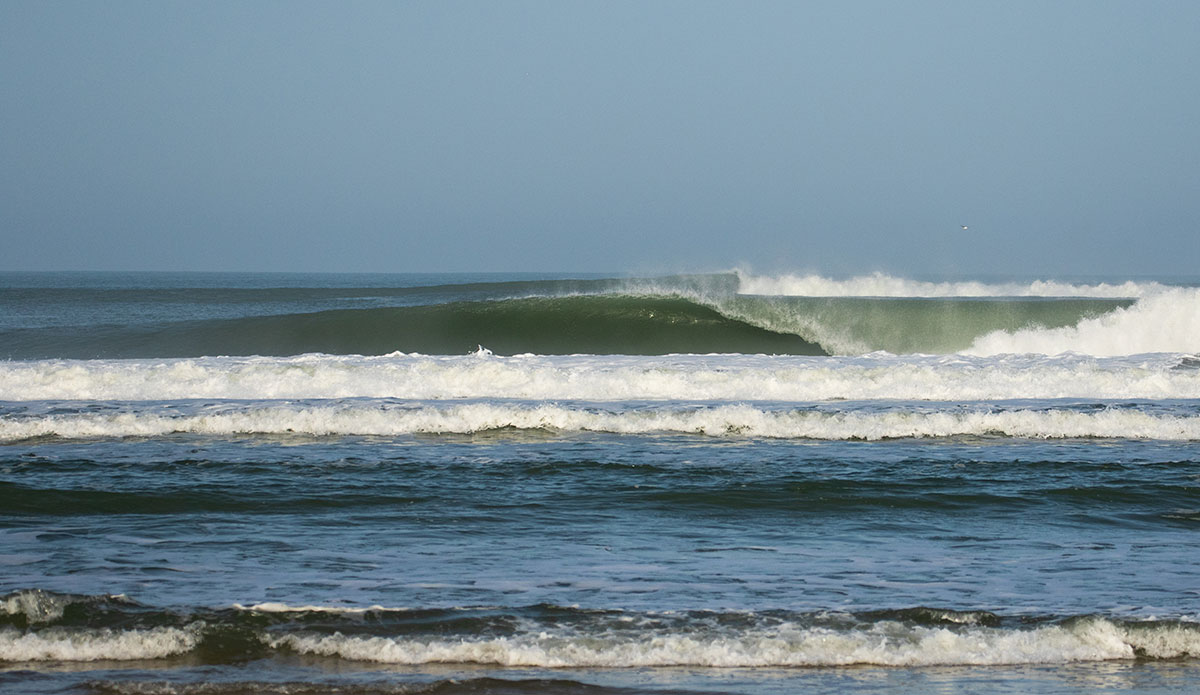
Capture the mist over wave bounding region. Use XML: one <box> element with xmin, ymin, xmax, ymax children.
<box><xmin>733</xmin><ymin>271</ymin><xmax>1163</xmax><ymax>298</ymax></box>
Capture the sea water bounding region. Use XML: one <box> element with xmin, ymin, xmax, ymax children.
<box><xmin>2</xmin><ymin>271</ymin><xmax>1199</xmax><ymax>694</ymax></box>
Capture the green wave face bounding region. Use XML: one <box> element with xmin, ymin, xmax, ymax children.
<box><xmin>719</xmin><ymin>296</ymin><xmax>1134</xmax><ymax>354</ymax></box>
<box><xmin>0</xmin><ymin>276</ymin><xmax>1136</xmax><ymax>358</ymax></box>
<box><xmin>0</xmin><ymin>295</ymin><xmax>824</xmax><ymax>359</ymax></box>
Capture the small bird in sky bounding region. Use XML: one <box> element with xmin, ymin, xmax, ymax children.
<box><xmin>960</xmin><ymin>225</ymin><xmax>969</xmax><ymax>230</ymax></box>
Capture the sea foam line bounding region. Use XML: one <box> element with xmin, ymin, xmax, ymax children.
<box><xmin>2</xmin><ymin>352</ymin><xmax>1198</xmax><ymax>402</ymax></box>
<box><xmin>269</xmin><ymin>618</ymin><xmax>1200</xmax><ymax>667</ymax></box>
<box><xmin>232</xmin><ymin>602</ymin><xmax>394</xmax><ymax>614</ymax></box>
<box><xmin>3</xmin><ymin>403</ymin><xmax>1199</xmax><ymax>441</ymax></box>
<box><xmin>4</xmin><ymin>619</ymin><xmax>1195</xmax><ymax>665</ymax></box>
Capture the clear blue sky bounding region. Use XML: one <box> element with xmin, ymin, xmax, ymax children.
<box><xmin>2</xmin><ymin>1</ymin><xmax>1197</xmax><ymax>275</ymax></box>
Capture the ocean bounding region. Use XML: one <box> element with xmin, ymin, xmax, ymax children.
<box><xmin>2</xmin><ymin>270</ymin><xmax>1199</xmax><ymax>695</ymax></box>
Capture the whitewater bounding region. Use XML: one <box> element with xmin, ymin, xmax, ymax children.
<box><xmin>3</xmin><ymin>351</ymin><xmax>1199</xmax><ymax>402</ymax></box>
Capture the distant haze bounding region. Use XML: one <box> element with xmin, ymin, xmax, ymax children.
<box><xmin>2</xmin><ymin>1</ymin><xmax>1197</xmax><ymax>275</ymax></box>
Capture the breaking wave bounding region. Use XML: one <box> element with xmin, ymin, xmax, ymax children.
<box><xmin>269</xmin><ymin>617</ymin><xmax>1200</xmax><ymax>667</ymax></box>
<box><xmin>2</xmin><ymin>273</ymin><xmax>1196</xmax><ymax>357</ymax></box>
<box><xmin>3</xmin><ymin>400</ymin><xmax>1199</xmax><ymax>442</ymax></box>
<box><xmin>4</xmin><ymin>591</ymin><xmax>1200</xmax><ymax>667</ymax></box>
<box><xmin>2</xmin><ymin>352</ymin><xmax>1198</xmax><ymax>403</ymax></box>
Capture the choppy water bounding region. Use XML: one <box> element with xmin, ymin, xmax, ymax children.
<box><xmin>2</xmin><ymin>271</ymin><xmax>1200</xmax><ymax>694</ymax></box>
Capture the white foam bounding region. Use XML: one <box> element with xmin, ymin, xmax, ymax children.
<box><xmin>4</xmin><ymin>402</ymin><xmax>1198</xmax><ymax>441</ymax></box>
<box><xmin>736</xmin><ymin>271</ymin><xmax>1162</xmax><ymax>298</ymax></box>
<box><xmin>0</xmin><ymin>626</ymin><xmax>199</xmax><ymax>661</ymax></box>
<box><xmin>270</xmin><ymin>617</ymin><xmax>1200</xmax><ymax>667</ymax></box>
<box><xmin>234</xmin><ymin>602</ymin><xmax>394</xmax><ymax>614</ymax></box>
<box><xmin>2</xmin><ymin>352</ymin><xmax>1198</xmax><ymax>403</ymax></box>
<box><xmin>2</xmin><ymin>590</ymin><xmax>71</xmax><ymax>624</ymax></box>
<box><xmin>966</xmin><ymin>287</ymin><xmax>1200</xmax><ymax>356</ymax></box>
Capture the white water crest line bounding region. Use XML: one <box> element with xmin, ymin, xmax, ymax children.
<box><xmin>268</xmin><ymin>618</ymin><xmax>1200</xmax><ymax>667</ymax></box>
<box><xmin>4</xmin><ymin>403</ymin><xmax>1200</xmax><ymax>441</ymax></box>
<box><xmin>735</xmin><ymin>271</ymin><xmax>1167</xmax><ymax>298</ymax></box>
<box><xmin>5</xmin><ymin>619</ymin><xmax>1197</xmax><ymax>665</ymax></box>
<box><xmin>3</xmin><ymin>353</ymin><xmax>1199</xmax><ymax>402</ymax></box>
<box><xmin>0</xmin><ymin>625</ymin><xmax>200</xmax><ymax>661</ymax></box>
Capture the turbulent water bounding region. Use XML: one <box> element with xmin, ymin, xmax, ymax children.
<box><xmin>3</xmin><ymin>271</ymin><xmax>1200</xmax><ymax>695</ymax></box>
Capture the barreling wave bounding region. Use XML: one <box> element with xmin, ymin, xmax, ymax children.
<box><xmin>727</xmin><ymin>273</ymin><xmax>1200</xmax><ymax>355</ymax></box>
<box><xmin>4</xmin><ymin>590</ymin><xmax>1200</xmax><ymax>667</ymax></box>
<box><xmin>2</xmin><ymin>272</ymin><xmax>1197</xmax><ymax>358</ymax></box>
<box><xmin>712</xmin><ymin>294</ymin><xmax>1138</xmax><ymax>355</ymax></box>
<box><xmin>3</xmin><ymin>400</ymin><xmax>1199</xmax><ymax>442</ymax></box>
<box><xmin>3</xmin><ymin>273</ymin><xmax>1198</xmax><ymax>357</ymax></box>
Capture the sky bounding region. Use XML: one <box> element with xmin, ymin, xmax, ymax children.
<box><xmin>2</xmin><ymin>0</ymin><xmax>1198</xmax><ymax>276</ymax></box>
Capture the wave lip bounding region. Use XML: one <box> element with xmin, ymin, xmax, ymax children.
<box><xmin>735</xmin><ymin>271</ymin><xmax>1162</xmax><ymax>298</ymax></box>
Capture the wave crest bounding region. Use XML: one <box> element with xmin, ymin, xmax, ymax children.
<box><xmin>4</xmin><ymin>401</ymin><xmax>1198</xmax><ymax>442</ymax></box>
<box><xmin>6</xmin><ymin>593</ymin><xmax>1200</xmax><ymax>667</ymax></box>
<box><xmin>270</xmin><ymin>616</ymin><xmax>1200</xmax><ymax>667</ymax></box>
<box><xmin>3</xmin><ymin>353</ymin><xmax>1197</xmax><ymax>403</ymax></box>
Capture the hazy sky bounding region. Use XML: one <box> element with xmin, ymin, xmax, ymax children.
<box><xmin>3</xmin><ymin>1</ymin><xmax>1198</xmax><ymax>275</ymax></box>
